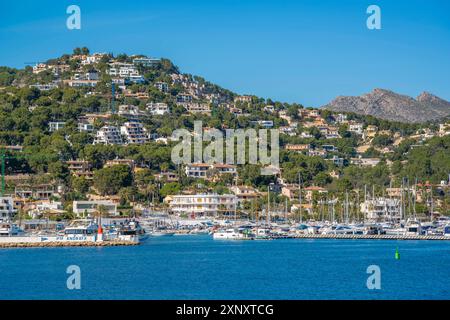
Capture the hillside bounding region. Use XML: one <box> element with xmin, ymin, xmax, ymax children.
<box><xmin>0</xmin><ymin>48</ymin><xmax>448</xmax><ymax>219</ymax></box>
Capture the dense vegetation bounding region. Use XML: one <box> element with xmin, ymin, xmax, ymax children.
<box><xmin>0</xmin><ymin>48</ymin><xmax>449</xmax><ymax>217</ymax></box>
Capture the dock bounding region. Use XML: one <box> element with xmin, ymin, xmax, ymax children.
<box><xmin>284</xmin><ymin>234</ymin><xmax>450</xmax><ymax>241</ymax></box>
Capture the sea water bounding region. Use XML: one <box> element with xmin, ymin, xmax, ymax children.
<box><xmin>0</xmin><ymin>236</ymin><xmax>449</xmax><ymax>299</ymax></box>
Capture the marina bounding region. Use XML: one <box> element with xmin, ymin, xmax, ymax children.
<box><xmin>2</xmin><ymin>212</ymin><xmax>450</xmax><ymax>247</ymax></box>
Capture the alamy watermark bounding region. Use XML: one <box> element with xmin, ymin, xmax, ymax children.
<box><xmin>171</xmin><ymin>121</ymin><xmax>280</xmax><ymax>175</ymax></box>
<box><xmin>367</xmin><ymin>5</ymin><xmax>381</xmax><ymax>30</ymax></box>
<box><xmin>366</xmin><ymin>265</ymin><xmax>381</xmax><ymax>290</ymax></box>
<box><xmin>66</xmin><ymin>265</ymin><xmax>81</xmax><ymax>290</ymax></box>
<box><xmin>66</xmin><ymin>5</ymin><xmax>81</xmax><ymax>30</ymax></box>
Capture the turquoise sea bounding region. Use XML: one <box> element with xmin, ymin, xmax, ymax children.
<box><xmin>0</xmin><ymin>235</ymin><xmax>449</xmax><ymax>300</ymax></box>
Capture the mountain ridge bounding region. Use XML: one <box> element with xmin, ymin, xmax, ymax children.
<box><xmin>321</xmin><ymin>88</ymin><xmax>450</xmax><ymax>123</ymax></box>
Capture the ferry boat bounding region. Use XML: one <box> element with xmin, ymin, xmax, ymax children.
<box><xmin>63</xmin><ymin>219</ymin><xmax>98</xmax><ymax>236</ymax></box>
<box><xmin>54</xmin><ymin>219</ymin><xmax>100</xmax><ymax>242</ymax></box>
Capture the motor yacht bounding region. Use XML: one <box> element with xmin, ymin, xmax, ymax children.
<box><xmin>213</xmin><ymin>228</ymin><xmax>250</xmax><ymax>240</ymax></box>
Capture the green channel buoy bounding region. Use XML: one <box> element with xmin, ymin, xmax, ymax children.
<box><xmin>395</xmin><ymin>247</ymin><xmax>400</xmax><ymax>260</ymax></box>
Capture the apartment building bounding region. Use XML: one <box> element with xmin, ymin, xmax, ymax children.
<box><xmin>117</xmin><ymin>104</ymin><xmax>146</xmax><ymax>121</ymax></box>
<box><xmin>128</xmin><ymin>74</ymin><xmax>145</xmax><ymax>84</ymax></box>
<box><xmin>303</xmin><ymin>186</ymin><xmax>328</xmax><ymax>202</ymax></box>
<box><xmin>176</xmin><ymin>94</ymin><xmax>193</xmax><ymax>104</ymax></box>
<box><xmin>348</xmin><ymin>122</ymin><xmax>364</xmax><ymax>135</ymax></box>
<box><xmin>230</xmin><ymin>186</ymin><xmax>260</xmax><ymax>203</ymax></box>
<box><xmin>132</xmin><ymin>57</ymin><xmax>160</xmax><ymax>67</ymax></box>
<box><xmin>334</xmin><ymin>113</ymin><xmax>348</xmax><ymax>124</ymax></box>
<box><xmin>184</xmin><ymin>103</ymin><xmax>211</xmax><ymax>114</ymax></box>
<box><xmin>15</xmin><ymin>184</ymin><xmax>56</xmax><ymax>200</ymax></box>
<box><xmin>77</xmin><ymin>122</ymin><xmax>94</xmax><ymax>132</ymax></box>
<box><xmin>0</xmin><ymin>197</ymin><xmax>16</xmax><ymax>220</ymax></box>
<box><xmin>93</xmin><ymin>126</ymin><xmax>124</xmax><ymax>145</ymax></box>
<box><xmin>147</xmin><ymin>102</ymin><xmax>170</xmax><ymax>115</ymax></box>
<box><xmin>66</xmin><ymin>160</ymin><xmax>93</xmax><ymax>179</ymax></box>
<box><xmin>185</xmin><ymin>163</ymin><xmax>237</xmax><ymax>179</ymax></box>
<box><xmin>64</xmin><ymin>79</ymin><xmax>98</xmax><ymax>87</ymax></box>
<box><xmin>108</xmin><ymin>63</ymin><xmax>138</xmax><ymax>78</ymax></box>
<box><xmin>32</xmin><ymin>63</ymin><xmax>48</xmax><ymax>74</ymax></box>
<box><xmin>169</xmin><ymin>194</ymin><xmax>237</xmax><ymax>217</ymax></box>
<box><xmin>120</xmin><ymin>122</ymin><xmax>148</xmax><ymax>144</ymax></box>
<box><xmin>154</xmin><ymin>82</ymin><xmax>169</xmax><ymax>93</ymax></box>
<box><xmin>51</xmin><ymin>64</ymin><xmax>71</xmax><ymax>75</ymax></box>
<box><xmin>72</xmin><ymin>200</ymin><xmax>118</xmax><ymax>217</ymax></box>
<box><xmin>81</xmin><ymin>53</ymin><xmax>105</xmax><ymax>65</ymax></box>
<box><xmin>234</xmin><ymin>95</ymin><xmax>252</xmax><ymax>103</ymax></box>
<box><xmin>360</xmin><ymin>197</ymin><xmax>401</xmax><ymax>222</ymax></box>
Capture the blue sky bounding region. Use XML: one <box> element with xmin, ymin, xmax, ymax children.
<box><xmin>0</xmin><ymin>0</ymin><xmax>449</xmax><ymax>106</ymax></box>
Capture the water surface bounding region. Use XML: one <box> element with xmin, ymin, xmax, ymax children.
<box><xmin>1</xmin><ymin>236</ymin><xmax>449</xmax><ymax>299</ymax></box>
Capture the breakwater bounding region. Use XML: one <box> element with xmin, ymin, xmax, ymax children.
<box><xmin>284</xmin><ymin>234</ymin><xmax>450</xmax><ymax>241</ymax></box>
<box><xmin>0</xmin><ymin>239</ymin><xmax>139</xmax><ymax>248</ymax></box>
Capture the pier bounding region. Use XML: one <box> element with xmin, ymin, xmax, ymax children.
<box><xmin>283</xmin><ymin>234</ymin><xmax>450</xmax><ymax>241</ymax></box>
<box><xmin>0</xmin><ymin>240</ymin><xmax>139</xmax><ymax>248</ymax></box>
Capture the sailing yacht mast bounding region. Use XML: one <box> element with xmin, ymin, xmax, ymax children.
<box><xmin>345</xmin><ymin>191</ymin><xmax>349</xmax><ymax>224</ymax></box>
<box><xmin>298</xmin><ymin>173</ymin><xmax>302</xmax><ymax>224</ymax></box>
<box><xmin>267</xmin><ymin>186</ymin><xmax>270</xmax><ymax>226</ymax></box>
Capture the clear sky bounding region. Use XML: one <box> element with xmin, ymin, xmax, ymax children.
<box><xmin>0</xmin><ymin>0</ymin><xmax>449</xmax><ymax>106</ymax></box>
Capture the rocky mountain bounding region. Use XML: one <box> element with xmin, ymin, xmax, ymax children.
<box><xmin>321</xmin><ymin>88</ymin><xmax>450</xmax><ymax>123</ymax></box>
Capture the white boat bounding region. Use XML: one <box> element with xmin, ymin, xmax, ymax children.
<box><xmin>405</xmin><ymin>219</ymin><xmax>422</xmax><ymax>235</ymax></box>
<box><xmin>213</xmin><ymin>228</ymin><xmax>249</xmax><ymax>240</ymax></box>
<box><xmin>320</xmin><ymin>225</ymin><xmax>336</xmax><ymax>235</ymax></box>
<box><xmin>363</xmin><ymin>224</ymin><xmax>384</xmax><ymax>235</ymax></box>
<box><xmin>118</xmin><ymin>220</ymin><xmax>148</xmax><ymax>241</ymax></box>
<box><xmin>189</xmin><ymin>228</ymin><xmax>209</xmax><ymax>235</ymax></box>
<box><xmin>254</xmin><ymin>228</ymin><xmax>272</xmax><ymax>239</ymax></box>
<box><xmin>148</xmin><ymin>226</ymin><xmax>175</xmax><ymax>237</ymax></box>
<box><xmin>150</xmin><ymin>231</ymin><xmax>175</xmax><ymax>237</ymax></box>
<box><xmin>384</xmin><ymin>227</ymin><xmax>406</xmax><ymax>236</ymax></box>
<box><xmin>63</xmin><ymin>219</ymin><xmax>98</xmax><ymax>236</ymax></box>
<box><xmin>443</xmin><ymin>225</ymin><xmax>450</xmax><ymax>237</ymax></box>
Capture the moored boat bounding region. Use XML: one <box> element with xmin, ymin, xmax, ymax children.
<box><xmin>213</xmin><ymin>228</ymin><xmax>251</xmax><ymax>240</ymax></box>
<box><xmin>117</xmin><ymin>220</ymin><xmax>148</xmax><ymax>241</ymax></box>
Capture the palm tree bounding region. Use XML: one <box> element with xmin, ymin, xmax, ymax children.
<box><xmin>144</xmin><ymin>184</ymin><xmax>157</xmax><ymax>206</ymax></box>
<box><xmin>95</xmin><ymin>204</ymin><xmax>108</xmax><ymax>225</ymax></box>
